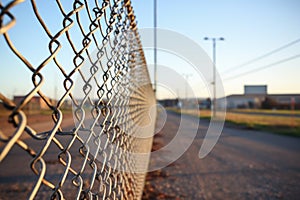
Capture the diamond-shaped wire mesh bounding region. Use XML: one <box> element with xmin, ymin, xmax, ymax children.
<box><xmin>0</xmin><ymin>0</ymin><xmax>155</xmax><ymax>199</ymax></box>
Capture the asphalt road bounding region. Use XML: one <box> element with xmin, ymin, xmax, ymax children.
<box><xmin>143</xmin><ymin>111</ymin><xmax>300</xmax><ymax>200</ymax></box>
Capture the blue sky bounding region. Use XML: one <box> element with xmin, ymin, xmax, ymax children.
<box><xmin>0</xmin><ymin>0</ymin><xmax>300</xmax><ymax>100</ymax></box>
<box><xmin>131</xmin><ymin>0</ymin><xmax>300</xmax><ymax>98</ymax></box>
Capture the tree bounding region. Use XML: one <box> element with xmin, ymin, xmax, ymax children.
<box><xmin>261</xmin><ymin>97</ymin><xmax>277</xmax><ymax>109</ymax></box>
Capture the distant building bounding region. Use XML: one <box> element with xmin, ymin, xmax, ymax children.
<box><xmin>158</xmin><ymin>98</ymin><xmax>205</xmax><ymax>109</ymax></box>
<box><xmin>198</xmin><ymin>98</ymin><xmax>211</xmax><ymax>109</ymax></box>
<box><xmin>0</xmin><ymin>101</ymin><xmax>5</xmax><ymax>111</ymax></box>
<box><xmin>266</xmin><ymin>94</ymin><xmax>300</xmax><ymax>110</ymax></box>
<box><xmin>220</xmin><ymin>94</ymin><xmax>265</xmax><ymax>109</ymax></box>
<box><xmin>14</xmin><ymin>96</ymin><xmax>50</xmax><ymax>110</ymax></box>
<box><xmin>158</xmin><ymin>98</ymin><xmax>179</xmax><ymax>107</ymax></box>
<box><xmin>13</xmin><ymin>96</ymin><xmax>73</xmax><ymax>111</ymax></box>
<box><xmin>217</xmin><ymin>85</ymin><xmax>300</xmax><ymax>110</ymax></box>
<box><xmin>244</xmin><ymin>85</ymin><xmax>267</xmax><ymax>95</ymax></box>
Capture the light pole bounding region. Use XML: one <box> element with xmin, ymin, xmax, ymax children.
<box><xmin>204</xmin><ymin>37</ymin><xmax>224</xmax><ymax>117</ymax></box>
<box><xmin>153</xmin><ymin>0</ymin><xmax>157</xmax><ymax>96</ymax></box>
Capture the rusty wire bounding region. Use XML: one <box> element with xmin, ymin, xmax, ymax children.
<box><xmin>0</xmin><ymin>0</ymin><xmax>155</xmax><ymax>199</ymax></box>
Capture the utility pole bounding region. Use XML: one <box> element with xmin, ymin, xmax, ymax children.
<box><xmin>153</xmin><ymin>0</ymin><xmax>157</xmax><ymax>96</ymax></box>
<box><xmin>204</xmin><ymin>37</ymin><xmax>224</xmax><ymax>117</ymax></box>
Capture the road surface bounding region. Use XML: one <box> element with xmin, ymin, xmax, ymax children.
<box><xmin>143</xmin><ymin>111</ymin><xmax>300</xmax><ymax>200</ymax></box>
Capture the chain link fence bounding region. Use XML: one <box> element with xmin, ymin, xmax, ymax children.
<box><xmin>0</xmin><ymin>0</ymin><xmax>155</xmax><ymax>199</ymax></box>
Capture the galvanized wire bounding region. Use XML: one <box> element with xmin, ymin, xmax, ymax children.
<box><xmin>0</xmin><ymin>0</ymin><xmax>155</xmax><ymax>199</ymax></box>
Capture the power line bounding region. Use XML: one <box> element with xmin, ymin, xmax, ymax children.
<box><xmin>223</xmin><ymin>54</ymin><xmax>300</xmax><ymax>81</ymax></box>
<box><xmin>222</xmin><ymin>38</ymin><xmax>300</xmax><ymax>74</ymax></box>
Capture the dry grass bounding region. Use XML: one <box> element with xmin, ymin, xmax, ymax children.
<box><xmin>226</xmin><ymin>112</ymin><xmax>300</xmax><ymax>127</ymax></box>
<box><xmin>231</xmin><ymin>109</ymin><xmax>300</xmax><ymax>115</ymax></box>
<box><xmin>168</xmin><ymin>108</ymin><xmax>300</xmax><ymax>137</ymax></box>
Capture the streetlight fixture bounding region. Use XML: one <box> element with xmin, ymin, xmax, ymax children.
<box><xmin>153</xmin><ymin>0</ymin><xmax>157</xmax><ymax>96</ymax></box>
<box><xmin>204</xmin><ymin>37</ymin><xmax>224</xmax><ymax>117</ymax></box>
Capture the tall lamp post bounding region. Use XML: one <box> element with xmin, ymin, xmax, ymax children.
<box><xmin>153</xmin><ymin>0</ymin><xmax>157</xmax><ymax>96</ymax></box>
<box><xmin>204</xmin><ymin>37</ymin><xmax>224</xmax><ymax>117</ymax></box>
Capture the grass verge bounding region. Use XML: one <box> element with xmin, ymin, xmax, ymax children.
<box><xmin>167</xmin><ymin>108</ymin><xmax>300</xmax><ymax>137</ymax></box>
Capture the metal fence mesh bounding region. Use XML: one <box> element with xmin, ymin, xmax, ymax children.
<box><xmin>0</xmin><ymin>0</ymin><xmax>155</xmax><ymax>199</ymax></box>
